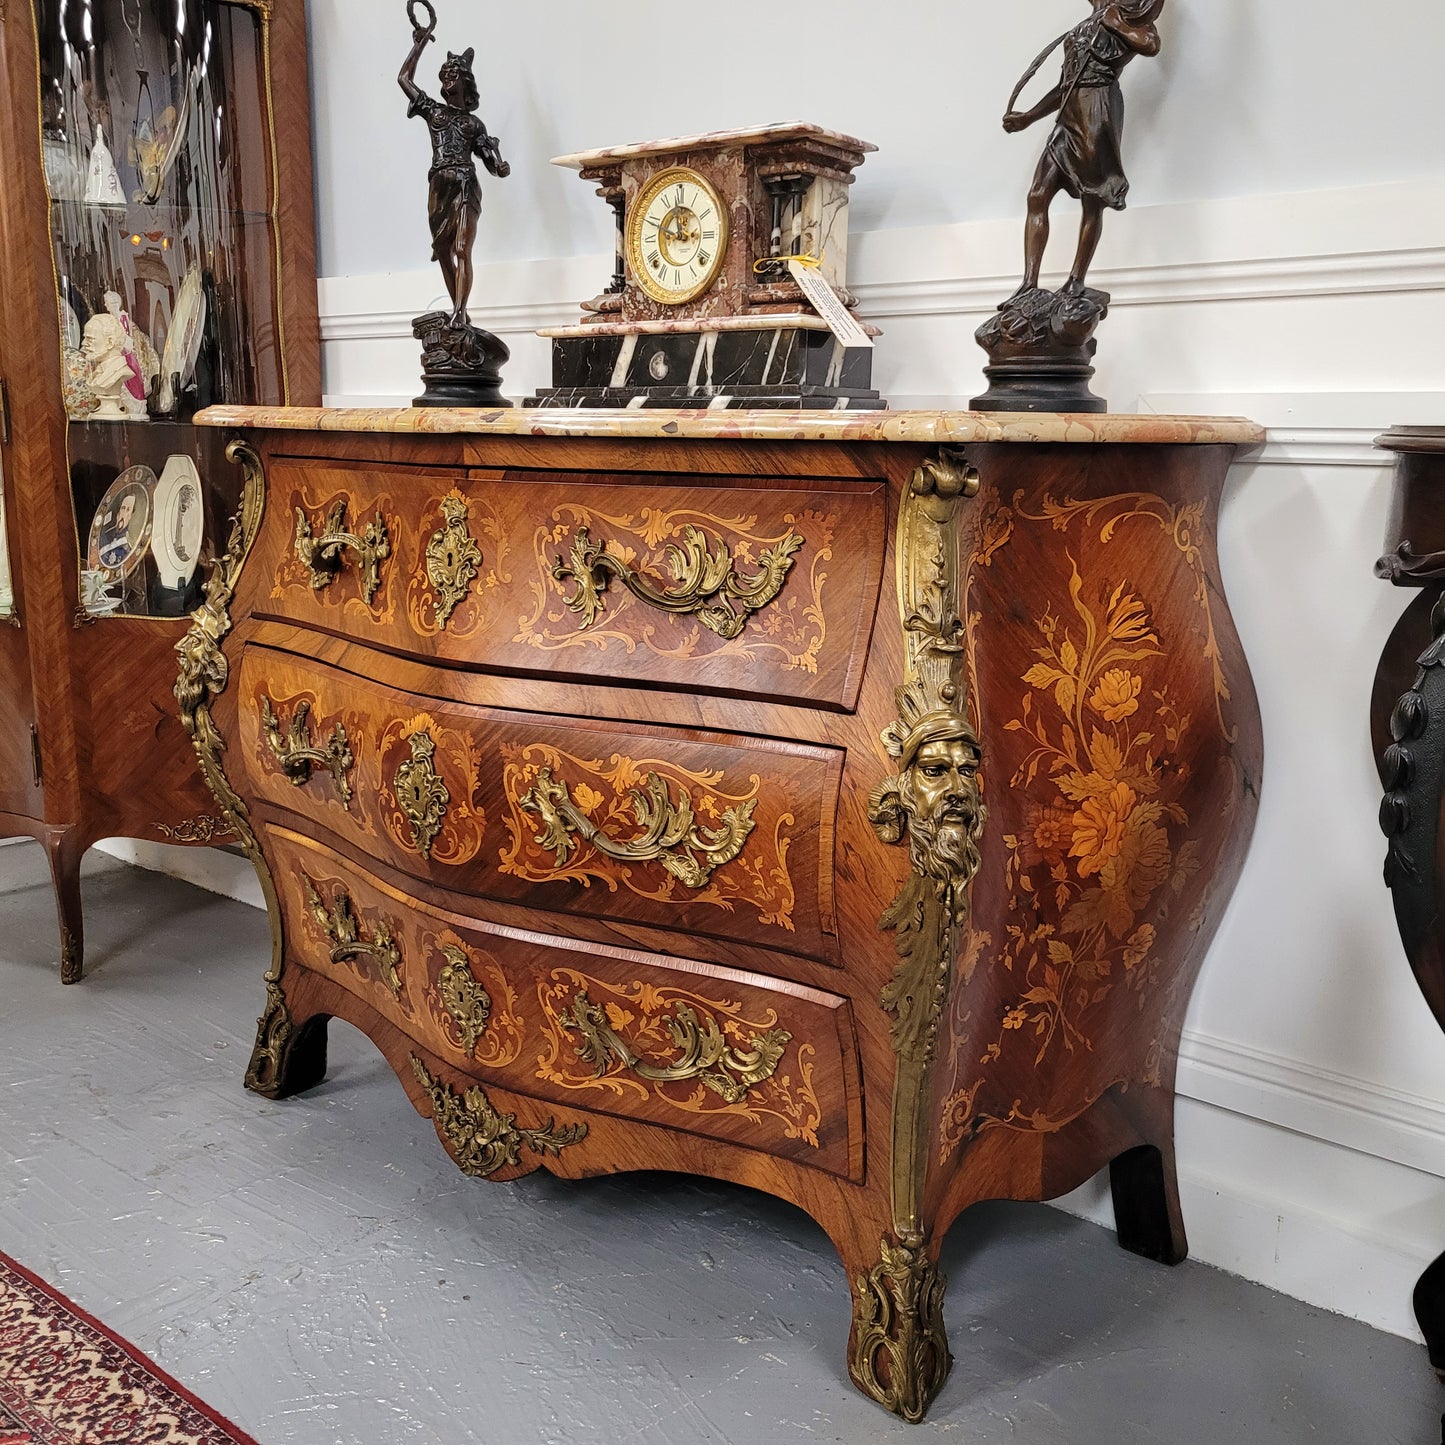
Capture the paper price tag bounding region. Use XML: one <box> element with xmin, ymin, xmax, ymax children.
<box><xmin>786</xmin><ymin>258</ymin><xmax>874</xmax><ymax>350</ymax></box>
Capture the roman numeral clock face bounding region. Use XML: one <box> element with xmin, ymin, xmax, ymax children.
<box><xmin>626</xmin><ymin>167</ymin><xmax>729</xmax><ymax>305</ymax></box>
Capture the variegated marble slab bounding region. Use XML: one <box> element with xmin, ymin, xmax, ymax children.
<box><xmin>196</xmin><ymin>406</ymin><xmax>1265</xmax><ymax>447</ymax></box>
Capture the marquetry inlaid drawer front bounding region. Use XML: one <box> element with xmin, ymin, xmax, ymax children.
<box><xmin>250</xmin><ymin>459</ymin><xmax>886</xmax><ymax>711</ymax></box>
<box><xmin>263</xmin><ymin>825</ymin><xmax>862</xmax><ymax>1179</ymax></box>
<box><xmin>237</xmin><ymin>646</ymin><xmax>842</xmax><ymax>964</ymax></box>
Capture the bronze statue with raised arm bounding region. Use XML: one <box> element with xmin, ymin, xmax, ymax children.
<box><xmin>974</xmin><ymin>0</ymin><xmax>1166</xmax><ymax>414</ymax></box>
<box><xmin>399</xmin><ymin>0</ymin><xmax>513</xmax><ymax>407</ymax></box>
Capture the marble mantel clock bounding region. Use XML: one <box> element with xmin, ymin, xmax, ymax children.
<box><xmin>529</xmin><ymin>123</ymin><xmax>885</xmax><ymax>410</ymax></box>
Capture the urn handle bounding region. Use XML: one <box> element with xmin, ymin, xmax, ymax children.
<box><xmin>304</xmin><ymin>877</ymin><xmax>403</xmax><ymax>998</ymax></box>
<box><xmin>519</xmin><ymin>766</ymin><xmax>756</xmax><ymax>890</ymax></box>
<box><xmin>295</xmin><ymin>500</ymin><xmax>392</xmax><ymax>605</ymax></box>
<box><xmin>261</xmin><ymin>696</ymin><xmax>354</xmax><ymax>806</ymax></box>
<box><xmin>559</xmin><ymin>988</ymin><xmax>791</xmax><ymax>1105</ymax></box>
<box><xmin>553</xmin><ymin>524</ymin><xmax>804</xmax><ymax>640</ymax></box>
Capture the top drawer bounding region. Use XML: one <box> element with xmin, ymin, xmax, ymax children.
<box><xmin>249</xmin><ymin>459</ymin><xmax>887</xmax><ymax>712</ymax></box>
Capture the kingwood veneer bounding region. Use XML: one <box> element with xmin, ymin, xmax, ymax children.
<box><xmin>179</xmin><ymin>405</ymin><xmax>1264</xmax><ymax>1421</ymax></box>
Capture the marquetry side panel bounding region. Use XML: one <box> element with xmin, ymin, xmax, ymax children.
<box><xmin>928</xmin><ymin>445</ymin><xmax>1262</xmax><ymax>1174</ymax></box>
<box><xmin>264</xmin><ymin>824</ymin><xmax>862</xmax><ymax>1178</ymax></box>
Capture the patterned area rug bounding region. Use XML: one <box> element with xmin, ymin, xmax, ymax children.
<box><xmin>0</xmin><ymin>1251</ymin><xmax>259</xmax><ymax>1444</ymax></box>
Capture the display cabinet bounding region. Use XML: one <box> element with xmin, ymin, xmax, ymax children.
<box><xmin>0</xmin><ymin>0</ymin><xmax>319</xmax><ymax>980</ymax></box>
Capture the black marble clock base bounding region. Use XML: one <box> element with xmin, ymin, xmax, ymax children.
<box><xmin>528</xmin><ymin>324</ymin><xmax>886</xmax><ymax>411</ymax></box>
<box><xmin>530</xmin><ymin>386</ymin><xmax>886</xmax><ymax>411</ymax></box>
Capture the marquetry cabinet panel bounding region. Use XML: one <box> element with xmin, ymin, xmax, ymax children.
<box><xmin>249</xmin><ymin>458</ymin><xmax>888</xmax><ymax>709</ymax></box>
<box><xmin>264</xmin><ymin>824</ymin><xmax>863</xmax><ymax>1179</ymax></box>
<box><xmin>0</xmin><ymin>0</ymin><xmax>319</xmax><ymax>982</ymax></box>
<box><xmin>236</xmin><ymin>646</ymin><xmax>843</xmax><ymax>963</ymax></box>
<box><xmin>180</xmin><ymin>408</ymin><xmax>1263</xmax><ymax>1423</ymax></box>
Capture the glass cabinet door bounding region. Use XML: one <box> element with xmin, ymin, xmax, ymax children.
<box><xmin>0</xmin><ymin>460</ymin><xmax>13</xmax><ymax>620</ymax></box>
<box><xmin>35</xmin><ymin>0</ymin><xmax>281</xmax><ymax>619</ymax></box>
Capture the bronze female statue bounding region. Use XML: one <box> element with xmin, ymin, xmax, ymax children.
<box><xmin>973</xmin><ymin>0</ymin><xmax>1166</xmax><ymax>414</ymax></box>
<box><xmin>1004</xmin><ymin>0</ymin><xmax>1165</xmax><ymax>296</ymax></box>
<box><xmin>397</xmin><ymin>0</ymin><xmax>513</xmax><ymax>406</ymax></box>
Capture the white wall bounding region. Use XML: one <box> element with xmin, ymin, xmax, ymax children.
<box><xmin>128</xmin><ymin>0</ymin><xmax>1445</xmax><ymax>1345</ymax></box>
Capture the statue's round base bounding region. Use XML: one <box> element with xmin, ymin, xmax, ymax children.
<box><xmin>412</xmin><ymin>311</ymin><xmax>513</xmax><ymax>409</ymax></box>
<box><xmin>971</xmin><ymin>285</ymin><xmax>1110</xmax><ymax>414</ymax></box>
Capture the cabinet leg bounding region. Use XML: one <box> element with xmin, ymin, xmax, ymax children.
<box><xmin>43</xmin><ymin>829</ymin><xmax>85</xmax><ymax>986</ymax></box>
<box><xmin>847</xmin><ymin>1230</ymin><xmax>952</xmax><ymax>1422</ymax></box>
<box><xmin>1110</xmin><ymin>1142</ymin><xmax>1188</xmax><ymax>1266</ymax></box>
<box><xmin>244</xmin><ymin>979</ymin><xmax>328</xmax><ymax>1100</ymax></box>
<box><xmin>1416</xmin><ymin>1249</ymin><xmax>1445</xmax><ymax>1379</ymax></box>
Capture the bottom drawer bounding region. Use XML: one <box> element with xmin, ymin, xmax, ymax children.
<box><xmin>264</xmin><ymin>825</ymin><xmax>863</xmax><ymax>1181</ymax></box>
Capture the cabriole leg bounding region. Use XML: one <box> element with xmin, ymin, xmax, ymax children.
<box><xmin>1110</xmin><ymin>1142</ymin><xmax>1188</xmax><ymax>1267</ymax></box>
<box><xmin>1416</xmin><ymin>1249</ymin><xmax>1445</xmax><ymax>1380</ymax></box>
<box><xmin>43</xmin><ymin>828</ymin><xmax>85</xmax><ymax>985</ymax></box>
<box><xmin>245</xmin><ymin>980</ymin><xmax>329</xmax><ymax>1100</ymax></box>
<box><xmin>847</xmin><ymin>1230</ymin><xmax>952</xmax><ymax>1423</ymax></box>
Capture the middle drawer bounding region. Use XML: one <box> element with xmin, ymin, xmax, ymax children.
<box><xmin>236</xmin><ymin>646</ymin><xmax>842</xmax><ymax>964</ymax></box>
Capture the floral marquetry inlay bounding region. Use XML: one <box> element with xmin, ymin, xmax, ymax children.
<box><xmin>537</xmin><ymin>969</ymin><xmax>822</xmax><ymax>1147</ymax></box>
<box><xmin>936</xmin><ymin>489</ymin><xmax>1234</xmax><ymax>1160</ymax></box>
<box><xmin>499</xmin><ymin>742</ymin><xmax>797</xmax><ymax>929</ymax></box>
<box><xmin>515</xmin><ymin>503</ymin><xmax>838</xmax><ymax>675</ymax></box>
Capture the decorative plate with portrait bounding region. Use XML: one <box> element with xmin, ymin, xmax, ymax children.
<box><xmin>86</xmin><ymin>465</ymin><xmax>156</xmax><ymax>579</ymax></box>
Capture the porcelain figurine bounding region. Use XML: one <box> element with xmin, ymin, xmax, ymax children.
<box><xmin>82</xmin><ymin>291</ymin><xmax>150</xmax><ymax>420</ymax></box>
<box><xmin>83</xmin><ymin>125</ymin><xmax>126</xmax><ymax>207</ymax></box>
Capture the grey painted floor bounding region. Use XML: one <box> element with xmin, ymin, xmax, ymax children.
<box><xmin>0</xmin><ymin>843</ymin><xmax>1439</xmax><ymax>1445</ymax></box>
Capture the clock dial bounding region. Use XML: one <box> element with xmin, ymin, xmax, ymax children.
<box><xmin>627</xmin><ymin>167</ymin><xmax>728</xmax><ymax>306</ymax></box>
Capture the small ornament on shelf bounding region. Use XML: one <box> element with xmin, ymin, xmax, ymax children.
<box><xmin>83</xmin><ymin>125</ymin><xmax>127</xmax><ymax>208</ymax></box>
<box><xmin>80</xmin><ymin>291</ymin><xmax>154</xmax><ymax>421</ymax></box>
<box><xmin>398</xmin><ymin>0</ymin><xmax>512</xmax><ymax>408</ymax></box>
<box><xmin>974</xmin><ymin>0</ymin><xmax>1166</xmax><ymax>414</ymax></box>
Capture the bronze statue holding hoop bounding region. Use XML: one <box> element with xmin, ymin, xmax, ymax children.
<box><xmin>974</xmin><ymin>0</ymin><xmax>1166</xmax><ymax>414</ymax></box>
<box><xmin>399</xmin><ymin>0</ymin><xmax>513</xmax><ymax>407</ymax></box>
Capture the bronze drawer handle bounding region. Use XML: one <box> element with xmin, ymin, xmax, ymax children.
<box><xmin>560</xmin><ymin>988</ymin><xmax>791</xmax><ymax>1104</ymax></box>
<box><xmin>304</xmin><ymin>876</ymin><xmax>403</xmax><ymax>997</ymax></box>
<box><xmin>261</xmin><ymin>697</ymin><xmax>354</xmax><ymax>806</ymax></box>
<box><xmin>425</xmin><ymin>495</ymin><xmax>483</xmax><ymax>630</ymax></box>
<box><xmin>295</xmin><ymin>500</ymin><xmax>392</xmax><ymax>605</ymax></box>
<box><xmin>520</xmin><ymin>766</ymin><xmax>756</xmax><ymax>889</ymax></box>
<box><xmin>553</xmin><ymin>524</ymin><xmax>804</xmax><ymax>640</ymax></box>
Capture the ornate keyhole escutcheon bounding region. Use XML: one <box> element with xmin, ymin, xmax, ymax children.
<box><xmin>394</xmin><ymin>727</ymin><xmax>451</xmax><ymax>860</ymax></box>
<box><xmin>438</xmin><ymin>944</ymin><xmax>492</xmax><ymax>1054</ymax></box>
<box><xmin>425</xmin><ymin>494</ymin><xmax>483</xmax><ymax>630</ymax></box>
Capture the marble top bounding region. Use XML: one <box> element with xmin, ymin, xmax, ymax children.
<box><xmin>196</xmin><ymin>406</ymin><xmax>1265</xmax><ymax>447</ymax></box>
<box><xmin>553</xmin><ymin>122</ymin><xmax>877</xmax><ymax>171</ymax></box>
